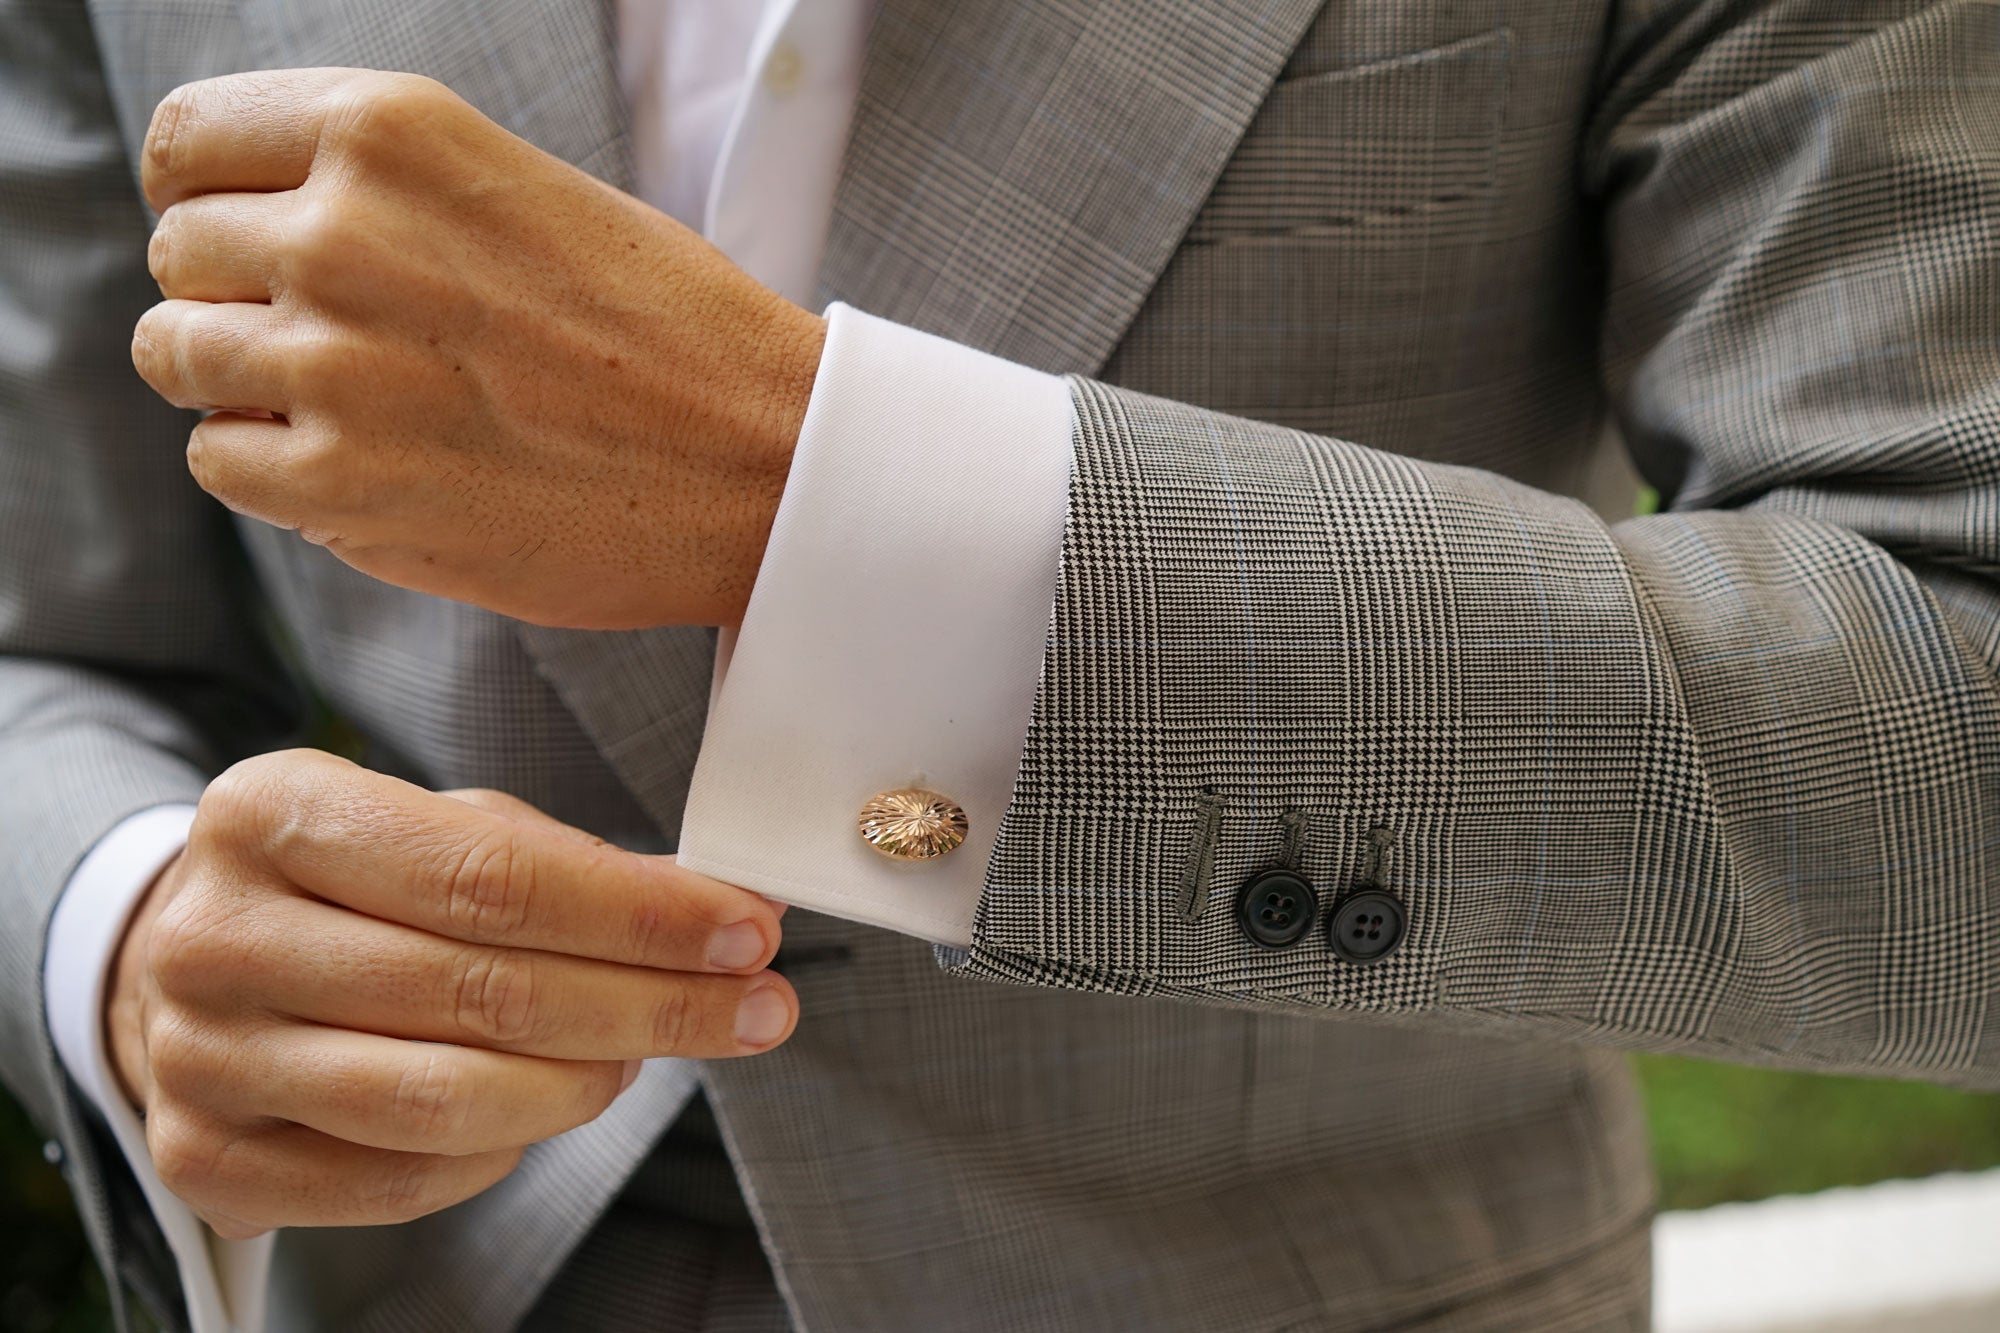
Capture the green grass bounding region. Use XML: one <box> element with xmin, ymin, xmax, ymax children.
<box><xmin>1635</xmin><ymin>1053</ymin><xmax>2000</xmax><ymax>1212</ymax></box>
<box><xmin>5</xmin><ymin>1057</ymin><xmax>1999</xmax><ymax>1327</ymax></box>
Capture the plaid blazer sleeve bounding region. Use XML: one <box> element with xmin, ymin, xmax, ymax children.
<box><xmin>0</xmin><ymin>0</ymin><xmax>293</xmax><ymax>1222</ymax></box>
<box><xmin>953</xmin><ymin>0</ymin><xmax>2000</xmax><ymax>1090</ymax></box>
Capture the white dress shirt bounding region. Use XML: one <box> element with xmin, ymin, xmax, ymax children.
<box><xmin>40</xmin><ymin>0</ymin><xmax>1074</xmax><ymax>1328</ymax></box>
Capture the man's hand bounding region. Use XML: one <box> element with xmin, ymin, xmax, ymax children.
<box><xmin>105</xmin><ymin>749</ymin><xmax>795</xmax><ymax>1237</ymax></box>
<box><xmin>130</xmin><ymin>68</ymin><xmax>826</xmax><ymax>630</ymax></box>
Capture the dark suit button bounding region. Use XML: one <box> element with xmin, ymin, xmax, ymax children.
<box><xmin>1329</xmin><ymin>890</ymin><xmax>1404</xmax><ymax>963</ymax></box>
<box><xmin>1236</xmin><ymin>869</ymin><xmax>1317</xmax><ymax>948</ymax></box>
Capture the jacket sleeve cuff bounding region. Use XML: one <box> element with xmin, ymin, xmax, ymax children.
<box><xmin>678</xmin><ymin>303</ymin><xmax>1074</xmax><ymax>947</ymax></box>
<box><xmin>44</xmin><ymin>803</ymin><xmax>274</xmax><ymax>1333</ymax></box>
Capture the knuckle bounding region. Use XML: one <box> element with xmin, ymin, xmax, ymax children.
<box><xmin>328</xmin><ymin>73</ymin><xmax>455</xmax><ymax>157</ymax></box>
<box><xmin>452</xmin><ymin>950</ymin><xmax>539</xmax><ymax>1046</ymax></box>
<box><xmin>147</xmin><ymin>214</ymin><xmax>177</xmax><ymax>287</ymax></box>
<box><xmin>145</xmin><ymin>85</ymin><xmax>197</xmax><ymax>184</ymax></box>
<box><xmin>147</xmin><ymin>1110</ymin><xmax>226</xmax><ymax>1199</ymax></box>
<box><xmin>179</xmin><ymin>306</ymin><xmax>238</xmax><ymax>367</ymax></box>
<box><xmin>280</xmin><ymin>197</ymin><xmax>356</xmax><ymax>292</ymax></box>
<box><xmin>183</xmin><ymin>418</ymin><xmax>230</xmax><ymax>501</ymax></box>
<box><xmin>440</xmin><ymin>789</ymin><xmax>512</xmax><ymax>816</ymax></box>
<box><xmin>146</xmin><ymin>896</ymin><xmax>235</xmax><ymax>998</ymax></box>
<box><xmin>146</xmin><ymin>915</ymin><xmax>205</xmax><ymax>996</ymax></box>
<box><xmin>369</xmin><ymin>1154</ymin><xmax>448</xmax><ymax>1224</ymax></box>
<box><xmin>145</xmin><ymin>1010</ymin><xmax>238</xmax><ymax>1103</ymax></box>
<box><xmin>374</xmin><ymin>1145</ymin><xmax>516</xmax><ymax>1225</ymax></box>
<box><xmin>390</xmin><ymin>1049</ymin><xmax>469</xmax><ymax>1150</ymax></box>
<box><xmin>285</xmin><ymin>329</ymin><xmax>342</xmax><ymax>383</ymax></box>
<box><xmin>202</xmin><ymin>749</ymin><xmax>344</xmax><ymax>862</ymax></box>
<box><xmin>130</xmin><ymin>305</ymin><xmax>177</xmax><ymax>385</ymax></box>
<box><xmin>442</xmin><ymin>833</ymin><xmax>535</xmax><ymax>938</ymax></box>
<box><xmin>135</xmin><ymin>313</ymin><xmax>218</xmax><ymax>412</ymax></box>
<box><xmin>139</xmin><ymin>1006</ymin><xmax>196</xmax><ymax>1082</ymax></box>
<box><xmin>647</xmin><ymin>986</ymin><xmax>695</xmax><ymax>1054</ymax></box>
<box><xmin>154</xmin><ymin>311</ymin><xmax>220</xmax><ymax>404</ymax></box>
<box><xmin>623</xmin><ymin>893</ymin><xmax>677</xmax><ymax>967</ymax></box>
<box><xmin>282</xmin><ymin>420</ymin><xmax>355</xmax><ymax>506</ymax></box>
<box><xmin>198</xmin><ymin>755</ymin><xmax>285</xmax><ymax>841</ymax></box>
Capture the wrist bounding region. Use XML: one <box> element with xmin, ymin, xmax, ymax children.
<box><xmin>713</xmin><ymin>301</ymin><xmax>827</xmax><ymax>629</ymax></box>
<box><xmin>754</xmin><ymin>304</ymin><xmax>827</xmax><ymax>473</ymax></box>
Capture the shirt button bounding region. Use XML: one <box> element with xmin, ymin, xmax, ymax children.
<box><xmin>1235</xmin><ymin>868</ymin><xmax>1318</xmax><ymax>948</ymax></box>
<box><xmin>764</xmin><ymin>43</ymin><xmax>805</xmax><ymax>96</ymax></box>
<box><xmin>858</xmin><ymin>788</ymin><xmax>968</xmax><ymax>861</ymax></box>
<box><xmin>1329</xmin><ymin>890</ymin><xmax>1405</xmax><ymax>963</ymax></box>
<box><xmin>42</xmin><ymin>1139</ymin><xmax>64</xmax><ymax>1167</ymax></box>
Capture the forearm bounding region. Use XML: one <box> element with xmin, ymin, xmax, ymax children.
<box><xmin>946</xmin><ymin>378</ymin><xmax>2000</xmax><ymax>1087</ymax></box>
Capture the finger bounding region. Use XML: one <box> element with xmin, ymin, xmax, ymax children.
<box><xmin>225</xmin><ymin>754</ymin><xmax>782</xmax><ymax>973</ymax></box>
<box><xmin>240</xmin><ymin>895</ymin><xmax>797</xmax><ymax>1059</ymax></box>
<box><xmin>151</xmin><ymin>192</ymin><xmax>292</xmax><ymax>302</ymax></box>
<box><xmin>133</xmin><ymin>299</ymin><xmax>293</xmax><ymax>413</ymax></box>
<box><xmin>215</xmin><ymin>1025</ymin><xmax>627</xmax><ymax>1156</ymax></box>
<box><xmin>435</xmin><ymin>795</ymin><xmax>788</xmax><ymax>919</ymax></box>
<box><xmin>148</xmin><ymin>1108</ymin><xmax>520</xmax><ymax>1232</ymax></box>
<box><xmin>143</xmin><ymin>69</ymin><xmax>368</xmax><ymax>212</ymax></box>
<box><xmin>183</xmin><ymin>410</ymin><xmax>311</xmax><ymax>527</ymax></box>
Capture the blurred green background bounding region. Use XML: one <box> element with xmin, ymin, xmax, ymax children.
<box><xmin>6</xmin><ymin>1059</ymin><xmax>2000</xmax><ymax>1330</ymax></box>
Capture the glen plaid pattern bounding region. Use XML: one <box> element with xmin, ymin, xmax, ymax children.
<box><xmin>0</xmin><ymin>1</ymin><xmax>1993</xmax><ymax>1331</ymax></box>
<box><xmin>953</xmin><ymin>0</ymin><xmax>2000</xmax><ymax>1086</ymax></box>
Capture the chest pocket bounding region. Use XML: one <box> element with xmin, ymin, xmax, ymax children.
<box><xmin>1189</xmin><ymin>27</ymin><xmax>1512</xmax><ymax>244</ymax></box>
<box><xmin>1104</xmin><ymin>27</ymin><xmax>1519</xmax><ymax>445</ymax></box>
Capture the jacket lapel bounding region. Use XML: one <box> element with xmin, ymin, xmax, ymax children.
<box><xmin>244</xmin><ymin>0</ymin><xmax>1326</xmax><ymax>375</ymax></box>
<box><xmin>817</xmin><ymin>0</ymin><xmax>1329</xmax><ymax>373</ymax></box>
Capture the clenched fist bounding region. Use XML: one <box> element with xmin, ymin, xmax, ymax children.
<box><xmin>131</xmin><ymin>68</ymin><xmax>826</xmax><ymax>630</ymax></box>
<box><xmin>106</xmin><ymin>750</ymin><xmax>796</xmax><ymax>1237</ymax></box>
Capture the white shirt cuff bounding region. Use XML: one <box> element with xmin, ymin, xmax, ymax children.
<box><xmin>44</xmin><ymin>803</ymin><xmax>272</xmax><ymax>1333</ymax></box>
<box><xmin>678</xmin><ymin>303</ymin><xmax>1074</xmax><ymax>947</ymax></box>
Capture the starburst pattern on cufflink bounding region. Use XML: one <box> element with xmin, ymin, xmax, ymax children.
<box><xmin>857</xmin><ymin>788</ymin><xmax>969</xmax><ymax>861</ymax></box>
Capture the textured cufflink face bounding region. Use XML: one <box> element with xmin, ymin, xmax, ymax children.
<box><xmin>858</xmin><ymin>788</ymin><xmax>968</xmax><ymax>861</ymax></box>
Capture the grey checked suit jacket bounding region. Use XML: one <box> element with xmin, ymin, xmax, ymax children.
<box><xmin>5</xmin><ymin>0</ymin><xmax>1998</xmax><ymax>1328</ymax></box>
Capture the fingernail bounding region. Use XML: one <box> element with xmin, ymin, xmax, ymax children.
<box><xmin>734</xmin><ymin>985</ymin><xmax>790</xmax><ymax>1048</ymax></box>
<box><xmin>620</xmin><ymin>1060</ymin><xmax>642</xmax><ymax>1092</ymax></box>
<box><xmin>706</xmin><ymin>920</ymin><xmax>766</xmax><ymax>971</ymax></box>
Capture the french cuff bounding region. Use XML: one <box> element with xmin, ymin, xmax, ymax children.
<box><xmin>678</xmin><ymin>303</ymin><xmax>1074</xmax><ymax>947</ymax></box>
<box><xmin>44</xmin><ymin>803</ymin><xmax>273</xmax><ymax>1333</ymax></box>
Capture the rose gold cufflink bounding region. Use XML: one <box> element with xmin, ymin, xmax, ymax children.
<box><xmin>857</xmin><ymin>788</ymin><xmax>968</xmax><ymax>861</ymax></box>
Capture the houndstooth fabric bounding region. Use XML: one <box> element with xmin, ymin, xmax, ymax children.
<box><xmin>1</xmin><ymin>0</ymin><xmax>1994</xmax><ymax>1328</ymax></box>
<box><xmin>945</xmin><ymin>0</ymin><xmax>2000</xmax><ymax>1089</ymax></box>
